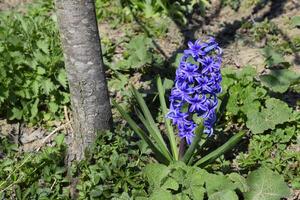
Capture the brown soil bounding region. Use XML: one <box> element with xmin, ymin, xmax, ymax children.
<box><xmin>99</xmin><ymin>0</ymin><xmax>300</xmax><ymax>74</ymax></box>
<box><xmin>0</xmin><ymin>0</ymin><xmax>32</xmax><ymax>11</ymax></box>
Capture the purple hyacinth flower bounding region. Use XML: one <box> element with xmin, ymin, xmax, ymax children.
<box><xmin>167</xmin><ymin>37</ymin><xmax>222</xmax><ymax>144</ymax></box>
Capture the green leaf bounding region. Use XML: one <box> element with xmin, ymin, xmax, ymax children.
<box><xmin>149</xmin><ymin>189</ymin><xmax>172</xmax><ymax>200</ymax></box>
<box><xmin>41</xmin><ymin>79</ymin><xmax>55</xmax><ymax>95</ymax></box>
<box><xmin>237</xmin><ymin>66</ymin><xmax>257</xmax><ymax>80</ymax></box>
<box><xmin>244</xmin><ymin>167</ymin><xmax>290</xmax><ymax>200</ymax></box>
<box><xmin>57</xmin><ymin>69</ymin><xmax>68</xmax><ymax>88</ymax></box>
<box><xmin>36</xmin><ymin>67</ymin><xmax>46</xmax><ymax>75</ymax></box>
<box><xmin>144</xmin><ymin>163</ymin><xmax>170</xmax><ymax>188</ymax></box>
<box><xmin>54</xmin><ymin>134</ymin><xmax>65</xmax><ymax>146</ymax></box>
<box><xmin>30</xmin><ymin>98</ymin><xmax>39</xmax><ymax>119</ymax></box>
<box><xmin>113</xmin><ymin>101</ymin><xmax>170</xmax><ymax>164</ymax></box>
<box><xmin>210</xmin><ymin>190</ymin><xmax>239</xmax><ymax>200</ymax></box>
<box><xmin>228</xmin><ymin>173</ymin><xmax>249</xmax><ymax>192</ymax></box>
<box><xmin>157</xmin><ymin>76</ymin><xmax>178</xmax><ymax>160</ymax></box>
<box><xmin>36</xmin><ymin>40</ymin><xmax>49</xmax><ymax>54</ymax></box>
<box><xmin>48</xmin><ymin>101</ymin><xmax>59</xmax><ymax>113</ymax></box>
<box><xmin>260</xmin><ymin>69</ymin><xmax>300</xmax><ymax>93</ymax></box>
<box><xmin>205</xmin><ymin>174</ymin><xmax>236</xmax><ymax>197</ymax></box>
<box><xmin>246</xmin><ymin>98</ymin><xmax>293</xmax><ymax>134</ymax></box>
<box><xmin>162</xmin><ymin>78</ymin><xmax>174</xmax><ymax>90</ymax></box>
<box><xmin>195</xmin><ymin>131</ymin><xmax>246</xmax><ymax>167</ymax></box>
<box><xmin>262</xmin><ymin>46</ymin><xmax>289</xmax><ymax>67</ymax></box>
<box><xmin>10</xmin><ymin>107</ymin><xmax>23</xmax><ymax>120</ymax></box>
<box><xmin>131</xmin><ymin>87</ymin><xmax>172</xmax><ymax>161</ymax></box>
<box><xmin>291</xmin><ymin>16</ymin><xmax>300</xmax><ymax>27</ymax></box>
<box><xmin>161</xmin><ymin>177</ymin><xmax>179</xmax><ymax>190</ymax></box>
<box><xmin>183</xmin><ymin>167</ymin><xmax>206</xmax><ymax>199</ymax></box>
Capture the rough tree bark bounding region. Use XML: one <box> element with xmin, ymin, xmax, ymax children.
<box><xmin>55</xmin><ymin>0</ymin><xmax>112</xmax><ymax>163</ymax></box>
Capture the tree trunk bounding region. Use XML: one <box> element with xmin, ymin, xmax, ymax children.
<box><xmin>55</xmin><ymin>0</ymin><xmax>112</xmax><ymax>163</ymax></box>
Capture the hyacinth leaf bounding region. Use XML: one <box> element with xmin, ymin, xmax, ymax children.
<box><xmin>181</xmin><ymin>125</ymin><xmax>204</xmax><ymax>164</ymax></box>
<box><xmin>194</xmin><ymin>131</ymin><xmax>245</xmax><ymax>167</ymax></box>
<box><xmin>134</xmin><ymin>108</ymin><xmax>172</xmax><ymax>161</ymax></box>
<box><xmin>112</xmin><ymin>101</ymin><xmax>170</xmax><ymax>165</ymax></box>
<box><xmin>157</xmin><ymin>76</ymin><xmax>179</xmax><ymax>160</ymax></box>
<box><xmin>215</xmin><ymin>93</ymin><xmax>229</xmax><ymax>125</ymax></box>
<box><xmin>131</xmin><ymin>87</ymin><xmax>173</xmax><ymax>161</ymax></box>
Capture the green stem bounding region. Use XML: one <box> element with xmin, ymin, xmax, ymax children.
<box><xmin>179</xmin><ymin>138</ymin><xmax>186</xmax><ymax>160</ymax></box>
<box><xmin>194</xmin><ymin>131</ymin><xmax>246</xmax><ymax>167</ymax></box>
<box><xmin>181</xmin><ymin>125</ymin><xmax>204</xmax><ymax>164</ymax></box>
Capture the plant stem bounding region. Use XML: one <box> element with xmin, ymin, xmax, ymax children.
<box><xmin>181</xmin><ymin>125</ymin><xmax>204</xmax><ymax>164</ymax></box>
<box><xmin>179</xmin><ymin>138</ymin><xmax>187</xmax><ymax>160</ymax></box>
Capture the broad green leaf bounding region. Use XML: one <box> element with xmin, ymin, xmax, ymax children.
<box><xmin>210</xmin><ymin>190</ymin><xmax>239</xmax><ymax>200</ymax></box>
<box><xmin>57</xmin><ymin>69</ymin><xmax>68</xmax><ymax>88</ymax></box>
<box><xmin>144</xmin><ymin>163</ymin><xmax>170</xmax><ymax>188</ymax></box>
<box><xmin>226</xmin><ymin>84</ymin><xmax>242</xmax><ymax>115</ymax></box>
<box><xmin>244</xmin><ymin>167</ymin><xmax>290</xmax><ymax>200</ymax></box>
<box><xmin>41</xmin><ymin>79</ymin><xmax>55</xmax><ymax>95</ymax></box>
<box><xmin>184</xmin><ymin>167</ymin><xmax>206</xmax><ymax>187</ymax></box>
<box><xmin>36</xmin><ymin>67</ymin><xmax>46</xmax><ymax>75</ymax></box>
<box><xmin>184</xmin><ymin>186</ymin><xmax>205</xmax><ymax>200</ymax></box>
<box><xmin>168</xmin><ymin>162</ymin><xmax>188</xmax><ymax>184</ymax></box>
<box><xmin>161</xmin><ymin>177</ymin><xmax>179</xmax><ymax>190</ymax></box>
<box><xmin>48</xmin><ymin>101</ymin><xmax>59</xmax><ymax>113</ymax></box>
<box><xmin>291</xmin><ymin>16</ymin><xmax>300</xmax><ymax>27</ymax></box>
<box><xmin>262</xmin><ymin>46</ymin><xmax>289</xmax><ymax>67</ymax></box>
<box><xmin>174</xmin><ymin>193</ymin><xmax>190</xmax><ymax>200</ymax></box>
<box><xmin>246</xmin><ymin>98</ymin><xmax>293</xmax><ymax>134</ymax></box>
<box><xmin>228</xmin><ymin>173</ymin><xmax>249</xmax><ymax>192</ymax></box>
<box><xmin>183</xmin><ymin>167</ymin><xmax>206</xmax><ymax>199</ymax></box>
<box><xmin>10</xmin><ymin>107</ymin><xmax>23</xmax><ymax>120</ymax></box>
<box><xmin>237</xmin><ymin>66</ymin><xmax>257</xmax><ymax>80</ymax></box>
<box><xmin>37</xmin><ymin>40</ymin><xmax>49</xmax><ymax>54</ymax></box>
<box><xmin>205</xmin><ymin>174</ymin><xmax>236</xmax><ymax>197</ymax></box>
<box><xmin>260</xmin><ymin>69</ymin><xmax>300</xmax><ymax>93</ymax></box>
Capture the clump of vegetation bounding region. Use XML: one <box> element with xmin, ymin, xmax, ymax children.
<box><xmin>0</xmin><ymin>0</ymin><xmax>299</xmax><ymax>199</ymax></box>
<box><xmin>0</xmin><ymin>2</ymin><xmax>68</xmax><ymax>124</ymax></box>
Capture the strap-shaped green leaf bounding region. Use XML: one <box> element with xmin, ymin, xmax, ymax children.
<box><xmin>112</xmin><ymin>101</ymin><xmax>170</xmax><ymax>164</ymax></box>
<box><xmin>135</xmin><ymin>108</ymin><xmax>173</xmax><ymax>161</ymax></box>
<box><xmin>156</xmin><ymin>76</ymin><xmax>178</xmax><ymax>160</ymax></box>
<box><xmin>194</xmin><ymin>131</ymin><xmax>245</xmax><ymax>167</ymax></box>
<box><xmin>131</xmin><ymin>87</ymin><xmax>172</xmax><ymax>161</ymax></box>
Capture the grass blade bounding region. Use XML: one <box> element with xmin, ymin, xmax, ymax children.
<box><xmin>194</xmin><ymin>131</ymin><xmax>246</xmax><ymax>167</ymax></box>
<box><xmin>156</xmin><ymin>76</ymin><xmax>179</xmax><ymax>160</ymax></box>
<box><xmin>112</xmin><ymin>100</ymin><xmax>170</xmax><ymax>164</ymax></box>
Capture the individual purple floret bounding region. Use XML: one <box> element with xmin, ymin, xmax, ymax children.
<box><xmin>167</xmin><ymin>37</ymin><xmax>222</xmax><ymax>144</ymax></box>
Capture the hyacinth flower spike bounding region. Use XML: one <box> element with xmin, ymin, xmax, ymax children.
<box><xmin>167</xmin><ymin>37</ymin><xmax>222</xmax><ymax>145</ymax></box>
